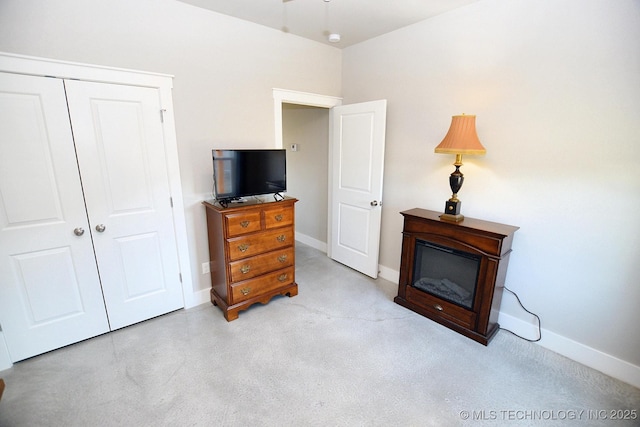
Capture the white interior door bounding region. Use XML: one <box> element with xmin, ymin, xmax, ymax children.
<box><xmin>0</xmin><ymin>73</ymin><xmax>110</xmax><ymax>361</ymax></box>
<box><xmin>329</xmin><ymin>100</ymin><xmax>387</xmax><ymax>278</ymax></box>
<box><xmin>64</xmin><ymin>80</ymin><xmax>184</xmax><ymax>330</ymax></box>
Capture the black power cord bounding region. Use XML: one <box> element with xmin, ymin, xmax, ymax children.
<box><xmin>500</xmin><ymin>286</ymin><xmax>542</xmax><ymax>342</ymax></box>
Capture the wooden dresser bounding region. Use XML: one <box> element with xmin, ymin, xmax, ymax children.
<box><xmin>203</xmin><ymin>198</ymin><xmax>298</xmax><ymax>321</ymax></box>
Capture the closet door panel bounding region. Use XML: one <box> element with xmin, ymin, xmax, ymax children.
<box><xmin>0</xmin><ymin>73</ymin><xmax>109</xmax><ymax>361</ymax></box>
<box><xmin>64</xmin><ymin>80</ymin><xmax>184</xmax><ymax>330</ymax></box>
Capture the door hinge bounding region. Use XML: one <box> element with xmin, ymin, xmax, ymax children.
<box><xmin>160</xmin><ymin>109</ymin><xmax>166</xmax><ymax>123</ymax></box>
<box><xmin>170</xmin><ymin>197</ymin><xmax>174</xmax><ymax>207</ymax></box>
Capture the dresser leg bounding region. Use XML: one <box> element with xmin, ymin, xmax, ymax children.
<box><xmin>224</xmin><ymin>309</ymin><xmax>239</xmax><ymax>322</ymax></box>
<box><xmin>287</xmin><ymin>284</ymin><xmax>298</xmax><ymax>297</ymax></box>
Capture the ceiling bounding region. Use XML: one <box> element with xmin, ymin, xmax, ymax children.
<box><xmin>177</xmin><ymin>0</ymin><xmax>481</xmax><ymax>48</ymax></box>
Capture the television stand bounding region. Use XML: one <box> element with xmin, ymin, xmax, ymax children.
<box><xmin>395</xmin><ymin>209</ymin><xmax>519</xmax><ymax>345</ymax></box>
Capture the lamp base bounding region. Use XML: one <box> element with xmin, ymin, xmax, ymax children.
<box><xmin>440</xmin><ymin>200</ymin><xmax>464</xmax><ymax>222</ymax></box>
<box><xmin>439</xmin><ymin>213</ymin><xmax>464</xmax><ymax>222</ymax></box>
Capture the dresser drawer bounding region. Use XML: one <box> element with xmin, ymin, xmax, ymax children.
<box><xmin>264</xmin><ymin>205</ymin><xmax>294</xmax><ymax>229</ymax></box>
<box><xmin>229</xmin><ymin>247</ymin><xmax>294</xmax><ymax>282</ymax></box>
<box><xmin>231</xmin><ymin>266</ymin><xmax>295</xmax><ymax>303</ymax></box>
<box><xmin>224</xmin><ymin>210</ymin><xmax>262</xmax><ymax>237</ymax></box>
<box><xmin>227</xmin><ymin>226</ymin><xmax>294</xmax><ymax>261</ymax></box>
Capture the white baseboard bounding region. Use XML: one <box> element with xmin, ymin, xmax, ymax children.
<box><xmin>295</xmin><ymin>232</ymin><xmax>327</xmax><ymax>253</ymax></box>
<box><xmin>378</xmin><ymin>265</ymin><xmax>400</xmax><ymax>283</ymax></box>
<box><xmin>186</xmin><ymin>288</ymin><xmax>211</xmax><ymax>309</ymax></box>
<box><xmin>498</xmin><ymin>312</ymin><xmax>640</xmax><ymax>389</ymax></box>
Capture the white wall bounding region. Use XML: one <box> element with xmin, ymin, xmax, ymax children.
<box><xmin>342</xmin><ymin>0</ymin><xmax>640</xmax><ymax>383</ymax></box>
<box><xmin>1</xmin><ymin>0</ymin><xmax>638</xmax><ymax>387</ymax></box>
<box><xmin>0</xmin><ymin>0</ymin><xmax>342</xmax><ymax>303</ymax></box>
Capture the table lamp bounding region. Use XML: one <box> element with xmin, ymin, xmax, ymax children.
<box><xmin>434</xmin><ymin>114</ymin><xmax>486</xmax><ymax>222</ymax></box>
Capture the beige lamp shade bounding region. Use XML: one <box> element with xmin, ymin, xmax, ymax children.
<box><xmin>434</xmin><ymin>114</ymin><xmax>486</xmax><ymax>155</ymax></box>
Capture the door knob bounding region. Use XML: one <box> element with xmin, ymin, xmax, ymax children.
<box><xmin>370</xmin><ymin>200</ymin><xmax>379</xmax><ymax>207</ymax></box>
<box><xmin>95</xmin><ymin>224</ymin><xmax>106</xmax><ymax>233</ymax></box>
<box><xmin>73</xmin><ymin>227</ymin><xmax>85</xmax><ymax>236</ymax></box>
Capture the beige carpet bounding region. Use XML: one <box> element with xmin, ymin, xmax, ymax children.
<box><xmin>0</xmin><ymin>243</ymin><xmax>638</xmax><ymax>426</ymax></box>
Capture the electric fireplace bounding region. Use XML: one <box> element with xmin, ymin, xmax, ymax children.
<box><xmin>412</xmin><ymin>240</ymin><xmax>480</xmax><ymax>310</ymax></box>
<box><xmin>395</xmin><ymin>208</ymin><xmax>519</xmax><ymax>345</ymax></box>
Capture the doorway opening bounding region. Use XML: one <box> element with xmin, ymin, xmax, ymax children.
<box><xmin>273</xmin><ymin>89</ymin><xmax>342</xmax><ymax>253</ymax></box>
<box><xmin>274</xmin><ymin>89</ymin><xmax>387</xmax><ymax>279</ymax></box>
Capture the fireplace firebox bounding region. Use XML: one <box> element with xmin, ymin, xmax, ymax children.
<box><xmin>395</xmin><ymin>209</ymin><xmax>519</xmax><ymax>345</ymax></box>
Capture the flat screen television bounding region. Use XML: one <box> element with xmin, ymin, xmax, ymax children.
<box><xmin>212</xmin><ymin>149</ymin><xmax>287</xmax><ymax>205</ymax></box>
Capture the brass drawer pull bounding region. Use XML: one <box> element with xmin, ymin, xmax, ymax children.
<box><xmin>240</xmin><ymin>220</ymin><xmax>250</xmax><ymax>228</ymax></box>
<box><xmin>274</xmin><ymin>214</ymin><xmax>283</xmax><ymax>222</ymax></box>
<box><xmin>434</xmin><ymin>304</ymin><xmax>443</xmax><ymax>311</ymax></box>
<box><xmin>240</xmin><ymin>265</ymin><xmax>251</xmax><ymax>274</ymax></box>
<box><xmin>277</xmin><ymin>254</ymin><xmax>288</xmax><ymax>263</ymax></box>
<box><xmin>241</xmin><ymin>287</ymin><xmax>251</xmax><ymax>296</ymax></box>
<box><xmin>238</xmin><ymin>243</ymin><xmax>249</xmax><ymax>253</ymax></box>
<box><xmin>276</xmin><ymin>234</ymin><xmax>286</xmax><ymax>243</ymax></box>
<box><xmin>278</xmin><ymin>274</ymin><xmax>288</xmax><ymax>282</ymax></box>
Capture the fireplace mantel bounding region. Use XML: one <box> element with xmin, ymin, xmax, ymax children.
<box><xmin>394</xmin><ymin>209</ymin><xmax>519</xmax><ymax>345</ymax></box>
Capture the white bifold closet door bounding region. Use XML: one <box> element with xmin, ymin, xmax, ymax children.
<box><xmin>64</xmin><ymin>80</ymin><xmax>183</xmax><ymax>330</ymax></box>
<box><xmin>0</xmin><ymin>72</ymin><xmax>184</xmax><ymax>362</ymax></box>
